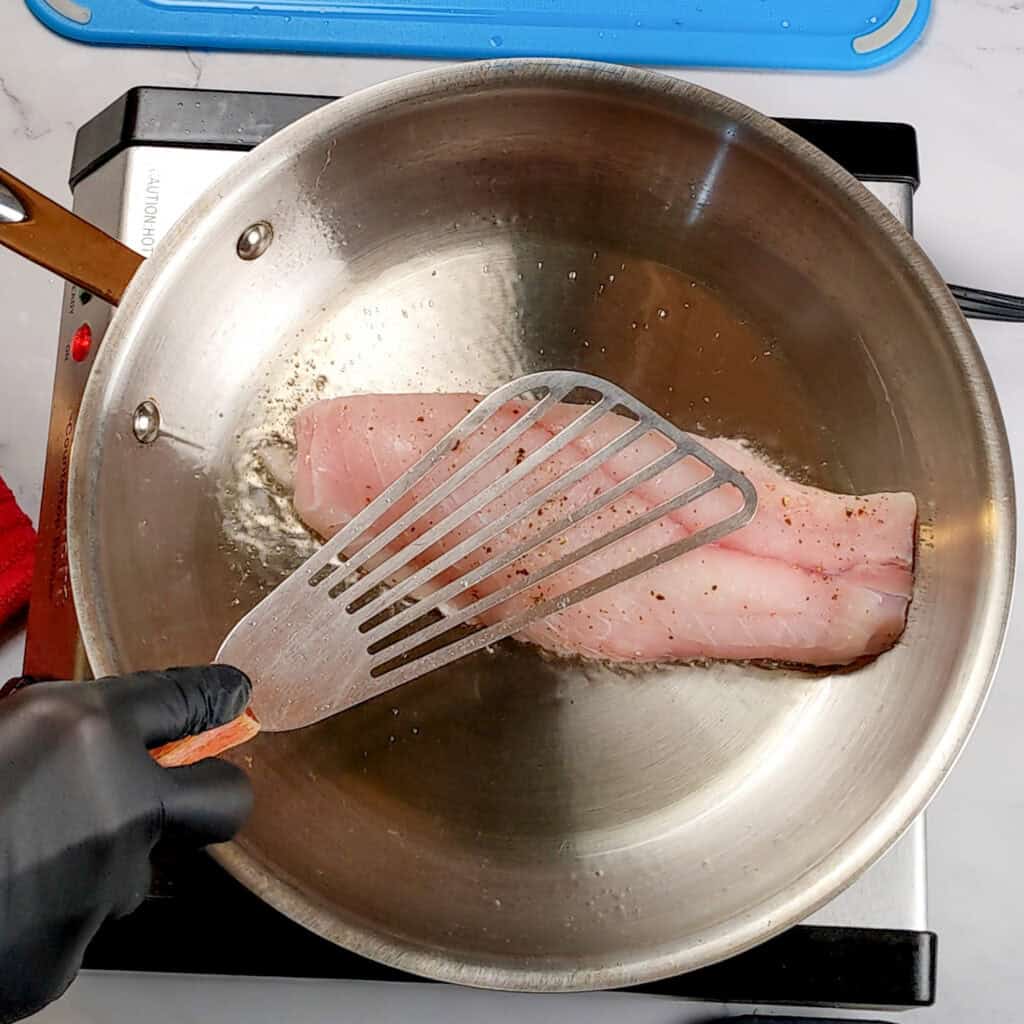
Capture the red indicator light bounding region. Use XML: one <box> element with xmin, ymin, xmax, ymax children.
<box><xmin>70</xmin><ymin>323</ymin><xmax>92</xmax><ymax>362</ymax></box>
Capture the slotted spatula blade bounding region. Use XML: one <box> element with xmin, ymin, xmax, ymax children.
<box><xmin>218</xmin><ymin>371</ymin><xmax>757</xmax><ymax>732</ymax></box>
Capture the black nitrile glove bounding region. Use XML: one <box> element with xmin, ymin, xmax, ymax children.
<box><xmin>0</xmin><ymin>666</ymin><xmax>253</xmax><ymax>1023</ymax></box>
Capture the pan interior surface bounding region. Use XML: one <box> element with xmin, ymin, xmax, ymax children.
<box><xmin>69</xmin><ymin>62</ymin><xmax>1012</xmax><ymax>990</ymax></box>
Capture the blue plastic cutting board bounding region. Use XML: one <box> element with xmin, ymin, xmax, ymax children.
<box><xmin>26</xmin><ymin>0</ymin><xmax>930</xmax><ymax>70</ymax></box>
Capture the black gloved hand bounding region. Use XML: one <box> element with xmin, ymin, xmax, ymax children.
<box><xmin>0</xmin><ymin>666</ymin><xmax>253</xmax><ymax>1024</ymax></box>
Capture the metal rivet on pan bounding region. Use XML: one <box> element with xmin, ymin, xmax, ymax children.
<box><xmin>237</xmin><ymin>221</ymin><xmax>274</xmax><ymax>260</ymax></box>
<box><xmin>132</xmin><ymin>400</ymin><xmax>161</xmax><ymax>444</ymax></box>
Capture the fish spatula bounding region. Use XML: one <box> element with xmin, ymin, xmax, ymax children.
<box><xmin>218</xmin><ymin>371</ymin><xmax>757</xmax><ymax>734</ymax></box>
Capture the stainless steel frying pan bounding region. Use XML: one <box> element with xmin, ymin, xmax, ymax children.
<box><xmin>0</xmin><ymin>59</ymin><xmax>1013</xmax><ymax>992</ymax></box>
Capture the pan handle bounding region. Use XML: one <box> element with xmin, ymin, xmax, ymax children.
<box><xmin>1</xmin><ymin>169</ymin><xmax>253</xmax><ymax>767</ymax></box>
<box><xmin>0</xmin><ymin>168</ymin><xmax>143</xmax><ymax>305</ymax></box>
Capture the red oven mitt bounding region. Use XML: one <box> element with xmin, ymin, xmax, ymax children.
<box><xmin>0</xmin><ymin>474</ymin><xmax>36</xmax><ymax>629</ymax></box>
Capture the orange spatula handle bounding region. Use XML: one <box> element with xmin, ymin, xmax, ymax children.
<box><xmin>151</xmin><ymin>708</ymin><xmax>261</xmax><ymax>767</ymax></box>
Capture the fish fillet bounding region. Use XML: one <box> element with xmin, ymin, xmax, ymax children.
<box><xmin>294</xmin><ymin>394</ymin><xmax>916</xmax><ymax>667</ymax></box>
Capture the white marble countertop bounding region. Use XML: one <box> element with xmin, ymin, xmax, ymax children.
<box><xmin>2</xmin><ymin>2</ymin><xmax>1023</xmax><ymax>1022</ymax></box>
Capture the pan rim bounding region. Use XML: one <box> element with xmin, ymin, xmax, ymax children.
<box><xmin>67</xmin><ymin>57</ymin><xmax>1015</xmax><ymax>992</ymax></box>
